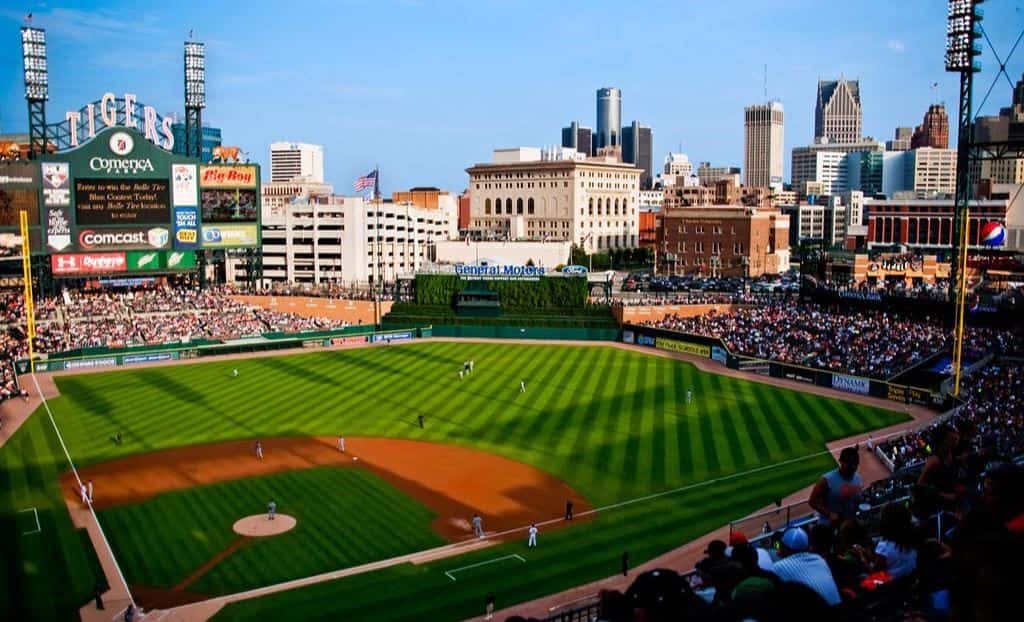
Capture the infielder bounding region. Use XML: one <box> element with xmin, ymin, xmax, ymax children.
<box><xmin>87</xmin><ymin>479</ymin><xmax>94</xmax><ymax>503</ymax></box>
<box><xmin>527</xmin><ymin>524</ymin><xmax>538</xmax><ymax>547</ymax></box>
<box><xmin>267</xmin><ymin>500</ymin><xmax>277</xmax><ymax>521</ymax></box>
<box><xmin>338</xmin><ymin>436</ymin><xmax>346</xmax><ymax>452</ymax></box>
<box><xmin>255</xmin><ymin>440</ymin><xmax>264</xmax><ymax>460</ymax></box>
<box><xmin>471</xmin><ymin>514</ymin><xmax>484</xmax><ymax>538</ymax></box>
<box><xmin>80</xmin><ymin>482</ymin><xmax>89</xmax><ymax>505</ymax></box>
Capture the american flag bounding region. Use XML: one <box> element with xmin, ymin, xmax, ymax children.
<box><xmin>353</xmin><ymin>170</ymin><xmax>377</xmax><ymax>192</ymax></box>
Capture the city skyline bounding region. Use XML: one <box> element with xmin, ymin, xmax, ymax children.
<box><xmin>1</xmin><ymin>0</ymin><xmax>1022</xmax><ymax>194</ymax></box>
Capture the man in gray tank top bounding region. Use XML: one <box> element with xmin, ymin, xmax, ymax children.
<box><xmin>809</xmin><ymin>447</ymin><xmax>863</xmax><ymax>526</ymax></box>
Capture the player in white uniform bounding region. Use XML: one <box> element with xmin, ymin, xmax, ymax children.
<box><xmin>527</xmin><ymin>524</ymin><xmax>538</xmax><ymax>547</ymax></box>
<box><xmin>338</xmin><ymin>436</ymin><xmax>346</xmax><ymax>452</ymax></box>
<box><xmin>255</xmin><ymin>440</ymin><xmax>264</xmax><ymax>460</ymax></box>
<box><xmin>520</xmin><ymin>380</ymin><xmax>526</xmax><ymax>393</ymax></box>
<box><xmin>232</xmin><ymin>368</ymin><xmax>239</xmax><ymax>377</ymax></box>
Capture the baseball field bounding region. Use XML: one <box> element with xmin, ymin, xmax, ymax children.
<box><xmin>0</xmin><ymin>341</ymin><xmax>909</xmax><ymax>621</ymax></box>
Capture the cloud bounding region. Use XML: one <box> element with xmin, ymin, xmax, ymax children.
<box><xmin>887</xmin><ymin>39</ymin><xmax>906</xmax><ymax>53</ymax></box>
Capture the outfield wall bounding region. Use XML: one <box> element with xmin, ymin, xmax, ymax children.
<box><xmin>622</xmin><ymin>324</ymin><xmax>947</xmax><ymax>409</ymax></box>
<box><xmin>426</xmin><ymin>324</ymin><xmax>619</xmax><ymax>341</ymax></box>
<box><xmin>231</xmin><ymin>296</ymin><xmax>391</xmax><ymax>325</ymax></box>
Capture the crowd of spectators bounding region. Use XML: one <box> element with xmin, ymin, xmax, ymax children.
<box><xmin>613</xmin><ymin>292</ymin><xmax>783</xmax><ymax>307</ymax></box>
<box><xmin>219</xmin><ymin>281</ymin><xmax>396</xmax><ymax>301</ymax></box>
<box><xmin>880</xmin><ymin>362</ymin><xmax>1024</xmax><ymax>471</ymax></box>
<box><xmin>645</xmin><ymin>304</ymin><xmax>952</xmax><ymax>379</ymax></box>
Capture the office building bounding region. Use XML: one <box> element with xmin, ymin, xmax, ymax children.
<box><xmin>845</xmin><ymin>151</ymin><xmax>883</xmax><ymax>197</ymax></box>
<box><xmin>261</xmin><ymin>184</ymin><xmax>456</xmax><ymax>284</ymax></box>
<box><xmin>664</xmin><ymin>153</ymin><xmax>693</xmax><ymax>177</ymax></box>
<box><xmin>269</xmin><ymin>142</ymin><xmax>325</xmax><ymax>183</ymax></box>
<box><xmin>621</xmin><ymin>121</ymin><xmax>653</xmax><ymax>189</ymax></box>
<box><xmin>465</xmin><ymin>148</ymin><xmax>641</xmax><ymax>252</ymax></box>
<box><xmin>657</xmin><ymin>206</ymin><xmax>790</xmax><ymax>277</ymax></box>
<box><xmin>561</xmin><ymin>121</ymin><xmax>593</xmax><ymax>157</ymax></box>
<box><xmin>781</xmin><ymin>198</ymin><xmax>848</xmax><ymax>248</ymax></box>
<box><xmin>596</xmin><ymin>87</ymin><xmax>622</xmax><ymax>150</ymax></box>
<box><xmin>696</xmin><ymin>162</ymin><xmax>741</xmax><ymax>187</ymax></box>
<box><xmin>906</xmin><ymin>147</ymin><xmax>956</xmax><ymax>197</ymax></box>
<box><xmin>791</xmin><ymin>149</ymin><xmax>848</xmax><ymax>197</ymax></box>
<box><xmin>972</xmin><ymin>72</ymin><xmax>1024</xmax><ymax>184</ymax></box>
<box><xmin>911</xmin><ymin>104</ymin><xmax>950</xmax><ymax>149</ymax></box>
<box><xmin>887</xmin><ymin>127</ymin><xmax>913</xmax><ymax>151</ymax></box>
<box><xmin>815</xmin><ymin>79</ymin><xmax>862</xmax><ymax>144</ymax></box>
<box><xmin>170</xmin><ymin>122</ymin><xmax>222</xmax><ymax>163</ymax></box>
<box><xmin>743</xmin><ymin>101</ymin><xmax>785</xmax><ymax>188</ymax></box>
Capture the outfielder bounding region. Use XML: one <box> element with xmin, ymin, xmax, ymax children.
<box><xmin>527</xmin><ymin>524</ymin><xmax>538</xmax><ymax>547</ymax></box>
<box><xmin>232</xmin><ymin>368</ymin><xmax>239</xmax><ymax>377</ymax></box>
<box><xmin>520</xmin><ymin>380</ymin><xmax>526</xmax><ymax>393</ymax></box>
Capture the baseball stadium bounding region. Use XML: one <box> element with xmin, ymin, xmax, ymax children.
<box><xmin>3</xmin><ymin>6</ymin><xmax>1024</xmax><ymax>622</ymax></box>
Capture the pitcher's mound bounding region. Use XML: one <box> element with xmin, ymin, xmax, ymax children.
<box><xmin>233</xmin><ymin>514</ymin><xmax>297</xmax><ymax>537</ymax></box>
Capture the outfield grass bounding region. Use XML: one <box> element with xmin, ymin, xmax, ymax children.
<box><xmin>98</xmin><ymin>467</ymin><xmax>444</xmax><ymax>594</ymax></box>
<box><xmin>0</xmin><ymin>342</ymin><xmax>909</xmax><ymax>621</ymax></box>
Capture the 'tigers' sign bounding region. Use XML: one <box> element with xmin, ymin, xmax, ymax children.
<box><xmin>64</xmin><ymin>93</ymin><xmax>175</xmax><ymax>151</ymax></box>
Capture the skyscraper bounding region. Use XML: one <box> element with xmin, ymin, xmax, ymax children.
<box><xmin>621</xmin><ymin>121</ymin><xmax>653</xmax><ymax>189</ymax></box>
<box><xmin>887</xmin><ymin>127</ymin><xmax>913</xmax><ymax>151</ymax></box>
<box><xmin>561</xmin><ymin>121</ymin><xmax>593</xmax><ymax>157</ymax></box>
<box><xmin>269</xmin><ymin>142</ymin><xmax>324</xmax><ymax>183</ymax></box>
<box><xmin>815</xmin><ymin>79</ymin><xmax>862</xmax><ymax>144</ymax></box>
<box><xmin>743</xmin><ymin>102</ymin><xmax>784</xmax><ymax>188</ymax></box>
<box><xmin>911</xmin><ymin>104</ymin><xmax>950</xmax><ymax>149</ymax></box>
<box><xmin>596</xmin><ymin>87</ymin><xmax>622</xmax><ymax>150</ymax></box>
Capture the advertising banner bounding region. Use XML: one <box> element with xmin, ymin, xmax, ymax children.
<box><xmin>64</xmin><ymin>357</ymin><xmax>117</xmax><ymax>370</ymax></box>
<box><xmin>886</xmin><ymin>384</ymin><xmax>908</xmax><ymax>403</ymax></box>
<box><xmin>907</xmin><ymin>387</ymin><xmax>933</xmax><ymax>406</ymax></box>
<box><xmin>122</xmin><ymin>352</ymin><xmax>179</xmax><ymax>365</ymax></box>
<box><xmin>165</xmin><ymin>250</ymin><xmax>196</xmax><ymax>270</ymax></box>
<box><xmin>373</xmin><ymin>332</ymin><xmax>412</xmax><ymax>343</ymax></box>
<box><xmin>638</xmin><ymin>334</ymin><xmax>656</xmax><ymax>347</ymax></box>
<box><xmin>330</xmin><ymin>336</ymin><xmax>367</xmax><ymax>346</ymax></box>
<box><xmin>773</xmin><ymin>363</ymin><xmax>817</xmax><ymax>384</ymax></box>
<box><xmin>51</xmin><ymin>252</ymin><xmax>127</xmax><ymax>275</ymax></box>
<box><xmin>0</xmin><ymin>229</ymin><xmax>42</xmax><ymax>261</ymax></box>
<box><xmin>655</xmin><ymin>336</ymin><xmax>711</xmax><ymax>358</ymax></box>
<box><xmin>75</xmin><ymin>178</ymin><xmax>170</xmax><ymax>225</ymax></box>
<box><xmin>46</xmin><ymin>207</ymin><xmax>73</xmax><ymax>252</ymax></box>
<box><xmin>41</xmin><ymin>162</ymin><xmax>71</xmax><ymax>207</ymax></box>
<box><xmin>199</xmin><ymin>165</ymin><xmax>258</xmax><ymax>188</ymax></box>
<box><xmin>711</xmin><ymin>346</ymin><xmax>728</xmax><ymax>365</ymax></box>
<box><xmin>622</xmin><ymin>330</ymin><xmax>635</xmax><ymax>344</ymax></box>
<box><xmin>201</xmin><ymin>223</ymin><xmax>259</xmax><ymax>248</ymax></box>
<box><xmin>76</xmin><ymin>226</ymin><xmax>170</xmax><ymax>251</ymax></box>
<box><xmin>126</xmin><ymin>250</ymin><xmax>165</xmax><ymax>271</ymax></box>
<box><xmin>173</xmin><ymin>206</ymin><xmax>199</xmax><ymax>249</ymax></box>
<box><xmin>172</xmin><ymin>164</ymin><xmax>198</xmax><ymax>207</ymax></box>
<box><xmin>831</xmin><ymin>373</ymin><xmax>870</xmax><ymax>395</ymax></box>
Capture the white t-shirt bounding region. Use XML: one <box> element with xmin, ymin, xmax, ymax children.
<box><xmin>875</xmin><ymin>539</ymin><xmax>917</xmax><ymax>579</ymax></box>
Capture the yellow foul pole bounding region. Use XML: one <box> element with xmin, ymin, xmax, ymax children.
<box><xmin>19</xmin><ymin>210</ymin><xmax>36</xmax><ymax>373</ymax></box>
<box><xmin>952</xmin><ymin>208</ymin><xmax>971</xmax><ymax>397</ymax></box>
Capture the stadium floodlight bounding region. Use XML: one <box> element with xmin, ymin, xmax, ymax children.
<box><xmin>184</xmin><ymin>41</ymin><xmax>206</xmax><ymax>108</ymax></box>
<box><xmin>21</xmin><ymin>27</ymin><xmax>48</xmax><ymax>100</ymax></box>
<box><xmin>945</xmin><ymin>0</ymin><xmax>983</xmax><ymax>73</ymax></box>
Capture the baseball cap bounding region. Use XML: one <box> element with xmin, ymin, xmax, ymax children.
<box><xmin>729</xmin><ymin>532</ymin><xmax>749</xmax><ymax>546</ymax></box>
<box><xmin>781</xmin><ymin>527</ymin><xmax>809</xmax><ymax>552</ymax></box>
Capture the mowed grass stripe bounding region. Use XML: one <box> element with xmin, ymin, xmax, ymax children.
<box><xmin>671</xmin><ymin>359</ymin><xmax>695</xmax><ymax>478</ymax></box>
<box><xmin>649</xmin><ymin>358</ymin><xmax>669</xmax><ymax>490</ymax></box>
<box><xmin>710</xmin><ymin>372</ymin><xmax>752</xmax><ymax>469</ymax></box>
<box><xmin>695</xmin><ymin>365</ymin><xmax>721</xmax><ymax>476</ymax></box>
<box><xmin>623</xmin><ymin>353</ymin><xmax>652</xmax><ymax>494</ymax></box>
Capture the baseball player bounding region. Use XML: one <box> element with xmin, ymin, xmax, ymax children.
<box><xmin>87</xmin><ymin>480</ymin><xmax>94</xmax><ymax>503</ymax></box>
<box><xmin>469</xmin><ymin>360</ymin><xmax>475</xmax><ymax>373</ymax></box>
<box><xmin>80</xmin><ymin>482</ymin><xmax>89</xmax><ymax>505</ymax></box>
<box><xmin>267</xmin><ymin>500</ymin><xmax>277</xmax><ymax>521</ymax></box>
<box><xmin>232</xmin><ymin>368</ymin><xmax>239</xmax><ymax>377</ymax></box>
<box><xmin>338</xmin><ymin>436</ymin><xmax>346</xmax><ymax>453</ymax></box>
<box><xmin>459</xmin><ymin>369</ymin><xmax>464</xmax><ymax>380</ymax></box>
<box><xmin>418</xmin><ymin>415</ymin><xmax>424</xmax><ymax>429</ymax></box>
<box><xmin>255</xmin><ymin>440</ymin><xmax>264</xmax><ymax>460</ymax></box>
<box><xmin>686</xmin><ymin>389</ymin><xmax>692</xmax><ymax>405</ymax></box>
<box><xmin>471</xmin><ymin>514</ymin><xmax>484</xmax><ymax>538</ymax></box>
<box><xmin>520</xmin><ymin>380</ymin><xmax>526</xmax><ymax>393</ymax></box>
<box><xmin>527</xmin><ymin>524</ymin><xmax>538</xmax><ymax>547</ymax></box>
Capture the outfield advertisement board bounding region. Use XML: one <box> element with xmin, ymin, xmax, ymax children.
<box><xmin>622</xmin><ymin>330</ymin><xmax>635</xmax><ymax>344</ymax></box>
<box><xmin>173</xmin><ymin>207</ymin><xmax>199</xmax><ymax>249</ymax></box>
<box><xmin>77</xmin><ymin>226</ymin><xmax>171</xmax><ymax>251</ymax></box>
<box><xmin>52</xmin><ymin>252</ymin><xmax>127</xmax><ymax>275</ymax></box>
<box><xmin>74</xmin><ymin>178</ymin><xmax>171</xmax><ymax>225</ymax></box>
<box><xmin>123</xmin><ymin>352</ymin><xmax>179</xmax><ymax>365</ymax></box>
<box><xmin>831</xmin><ymin>373</ymin><xmax>870</xmax><ymax>395</ymax></box>
<box><xmin>373</xmin><ymin>332</ymin><xmax>412</xmax><ymax>343</ymax></box>
<box><xmin>201</xmin><ymin>223</ymin><xmax>259</xmax><ymax>248</ymax></box>
<box><xmin>654</xmin><ymin>336</ymin><xmax>711</xmax><ymax>358</ymax></box>
<box><xmin>0</xmin><ymin>161</ymin><xmax>42</xmax><ymax>259</ymax></box>
<box><xmin>198</xmin><ymin>164</ymin><xmax>259</xmax><ymax>249</ymax></box>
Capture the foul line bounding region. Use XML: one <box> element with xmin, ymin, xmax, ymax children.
<box><xmin>445</xmin><ymin>554</ymin><xmax>526</xmax><ymax>581</ymax></box>
<box><xmin>30</xmin><ymin>373</ymin><xmax>137</xmax><ymax>612</ymax></box>
<box><xmin>18</xmin><ymin>507</ymin><xmax>41</xmax><ymax>535</ymax></box>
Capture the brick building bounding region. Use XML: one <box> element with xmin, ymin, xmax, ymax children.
<box><xmin>864</xmin><ymin>197</ymin><xmax>1007</xmax><ymax>250</ymax></box>
<box><xmin>662</xmin><ymin>179</ymin><xmax>770</xmax><ymax>209</ymax></box>
<box><xmin>911</xmin><ymin>104</ymin><xmax>950</xmax><ymax>150</ymax></box>
<box><xmin>657</xmin><ymin>206</ymin><xmax>790</xmax><ymax>277</ymax></box>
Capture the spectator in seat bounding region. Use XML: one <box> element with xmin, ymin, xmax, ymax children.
<box><xmin>830</xmin><ymin>519</ymin><xmax>876</xmax><ymax>593</ymax></box>
<box><xmin>873</xmin><ymin>503</ymin><xmax>919</xmax><ymax>579</ymax></box>
<box><xmin>771</xmin><ymin>527</ymin><xmax>842</xmax><ymax>606</ymax></box>
<box><xmin>809</xmin><ymin>446</ymin><xmax>863</xmax><ymax>527</ymax></box>
<box><xmin>916</xmin><ymin>425</ymin><xmax>961</xmax><ymax>518</ymax></box>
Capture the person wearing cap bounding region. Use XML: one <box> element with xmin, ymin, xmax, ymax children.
<box><xmin>726</xmin><ymin>532</ymin><xmax>774</xmax><ymax>571</ymax></box>
<box><xmin>771</xmin><ymin>527</ymin><xmax>841</xmax><ymax>605</ymax></box>
<box><xmin>809</xmin><ymin>446</ymin><xmax>863</xmax><ymax>527</ymax></box>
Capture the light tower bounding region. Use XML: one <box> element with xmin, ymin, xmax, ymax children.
<box><xmin>184</xmin><ymin>40</ymin><xmax>206</xmax><ymax>159</ymax></box>
<box><xmin>946</xmin><ymin>0</ymin><xmax>984</xmax><ymax>397</ymax></box>
<box><xmin>21</xmin><ymin>26</ymin><xmax>48</xmax><ymax>159</ymax></box>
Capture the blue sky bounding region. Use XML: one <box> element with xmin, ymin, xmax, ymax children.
<box><xmin>2</xmin><ymin>0</ymin><xmax>1022</xmax><ymax>194</ymax></box>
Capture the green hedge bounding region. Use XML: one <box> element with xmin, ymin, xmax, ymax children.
<box><xmin>414</xmin><ymin>275</ymin><xmax>589</xmax><ymax>308</ymax></box>
<box><xmin>384</xmin><ymin>303</ymin><xmax>617</xmax><ymax>329</ymax></box>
